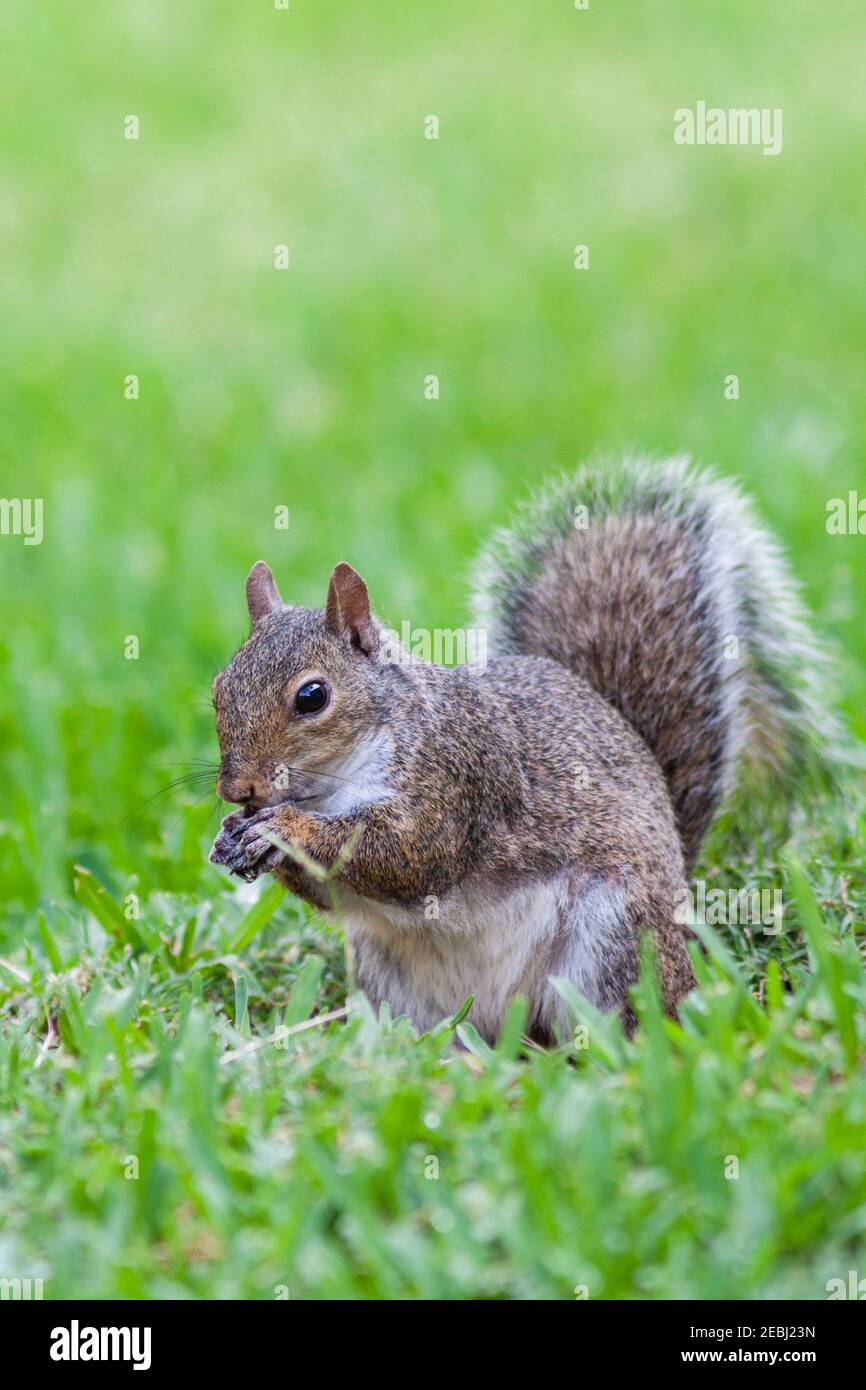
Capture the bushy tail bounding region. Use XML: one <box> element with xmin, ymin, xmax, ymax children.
<box><xmin>472</xmin><ymin>455</ymin><xmax>840</xmax><ymax>868</ymax></box>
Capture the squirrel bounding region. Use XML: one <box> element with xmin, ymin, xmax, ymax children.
<box><xmin>209</xmin><ymin>455</ymin><xmax>835</xmax><ymax>1043</ymax></box>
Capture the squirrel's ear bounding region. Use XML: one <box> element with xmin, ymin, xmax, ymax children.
<box><xmin>246</xmin><ymin>561</ymin><xmax>282</xmax><ymax>625</ymax></box>
<box><xmin>325</xmin><ymin>562</ymin><xmax>378</xmax><ymax>657</ymax></box>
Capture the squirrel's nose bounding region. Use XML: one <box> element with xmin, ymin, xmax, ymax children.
<box><xmin>217</xmin><ymin>774</ymin><xmax>256</xmax><ymax>805</ymax></box>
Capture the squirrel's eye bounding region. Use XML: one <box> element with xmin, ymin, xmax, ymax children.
<box><xmin>295</xmin><ymin>680</ymin><xmax>329</xmax><ymax>715</ymax></box>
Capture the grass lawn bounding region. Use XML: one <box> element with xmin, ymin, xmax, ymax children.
<box><xmin>1</xmin><ymin>0</ymin><xmax>865</xmax><ymax>1298</ymax></box>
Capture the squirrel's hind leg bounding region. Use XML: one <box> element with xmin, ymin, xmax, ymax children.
<box><xmin>540</xmin><ymin>873</ymin><xmax>696</xmax><ymax>1042</ymax></box>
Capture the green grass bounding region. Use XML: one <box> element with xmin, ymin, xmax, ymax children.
<box><xmin>1</xmin><ymin>0</ymin><xmax>865</xmax><ymax>1299</ymax></box>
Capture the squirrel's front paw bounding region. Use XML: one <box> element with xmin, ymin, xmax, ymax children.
<box><xmin>209</xmin><ymin>807</ymin><xmax>287</xmax><ymax>882</ymax></box>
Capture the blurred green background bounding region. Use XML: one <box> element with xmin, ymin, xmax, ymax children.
<box><xmin>1</xmin><ymin>0</ymin><xmax>866</xmax><ymax>1303</ymax></box>
<box><xmin>1</xmin><ymin>0</ymin><xmax>864</xmax><ymax>921</ymax></box>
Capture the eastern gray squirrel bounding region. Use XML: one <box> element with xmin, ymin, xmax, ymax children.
<box><xmin>209</xmin><ymin>455</ymin><xmax>834</xmax><ymax>1041</ymax></box>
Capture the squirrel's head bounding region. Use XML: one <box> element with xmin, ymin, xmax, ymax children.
<box><xmin>213</xmin><ymin>560</ymin><xmax>394</xmax><ymax>813</ymax></box>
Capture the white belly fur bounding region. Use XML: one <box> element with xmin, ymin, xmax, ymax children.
<box><xmin>337</xmin><ymin>871</ymin><xmax>629</xmax><ymax>1041</ymax></box>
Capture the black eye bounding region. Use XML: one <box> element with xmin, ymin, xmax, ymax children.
<box><xmin>295</xmin><ymin>680</ymin><xmax>329</xmax><ymax>715</ymax></box>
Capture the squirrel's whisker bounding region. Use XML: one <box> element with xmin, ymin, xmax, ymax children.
<box><xmin>276</xmin><ymin>764</ymin><xmax>367</xmax><ymax>791</ymax></box>
<box><xmin>116</xmin><ymin>773</ymin><xmax>221</xmax><ymax>825</ymax></box>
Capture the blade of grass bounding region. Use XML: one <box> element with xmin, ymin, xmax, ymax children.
<box><xmin>227</xmin><ymin>880</ymin><xmax>285</xmax><ymax>954</ymax></box>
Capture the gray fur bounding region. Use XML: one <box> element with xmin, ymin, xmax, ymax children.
<box><xmin>472</xmin><ymin>454</ymin><xmax>840</xmax><ymax>866</ymax></box>
<box><xmin>210</xmin><ymin>459</ymin><xmax>838</xmax><ymax>1043</ymax></box>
